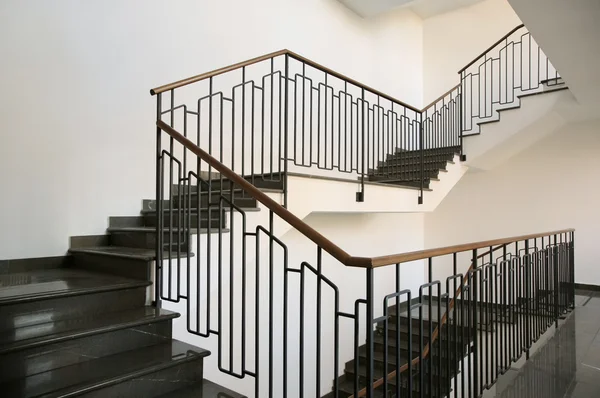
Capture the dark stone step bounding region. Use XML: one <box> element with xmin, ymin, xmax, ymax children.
<box><xmin>172</xmin><ymin>173</ymin><xmax>284</xmax><ymax>193</ymax></box>
<box><xmin>157</xmin><ymin>379</ymin><xmax>247</xmax><ymax>398</ymax></box>
<box><xmin>142</xmin><ymin>210</ymin><xmax>227</xmax><ymax>229</ymax></box>
<box><xmin>108</xmin><ymin>227</ymin><xmax>228</xmax><ymax>251</ymax></box>
<box><xmin>373</xmin><ymin>160</ymin><xmax>447</xmax><ymax>169</ymax></box>
<box><xmin>69</xmin><ymin>247</ymin><xmax>194</xmax><ymax>279</ymax></box>
<box><xmin>0</xmin><ymin>340</ymin><xmax>209</xmax><ymax>398</ymax></box>
<box><xmin>368</xmin><ymin>177</ymin><xmax>432</xmax><ymax>188</ymax></box>
<box><xmin>0</xmin><ymin>307</ymin><xmax>178</xmax><ymax>382</ymax></box>
<box><xmin>346</xmin><ymin>356</ymin><xmax>459</xmax><ymax>385</ymax></box>
<box><xmin>369</xmin><ymin>167</ymin><xmax>443</xmax><ymax>176</ymax></box>
<box><xmin>331</xmin><ymin>376</ymin><xmax>447</xmax><ymax>398</ymax></box>
<box><xmin>353</xmin><ymin>344</ymin><xmax>465</xmax><ymax>374</ymax></box>
<box><xmin>376</xmin><ymin>321</ymin><xmax>472</xmax><ymax>345</ymax></box>
<box><xmin>0</xmin><ymin>256</ymin><xmax>70</xmax><ymax>275</ymax></box>
<box><xmin>172</xmin><ymin>189</ymin><xmax>258</xmax><ymax>209</ymax></box>
<box><xmin>0</xmin><ymin>269</ymin><xmax>149</xmax><ymax>330</ymax></box>
<box><xmin>373</xmin><ymin>334</ymin><xmax>467</xmax><ymax>360</ymax></box>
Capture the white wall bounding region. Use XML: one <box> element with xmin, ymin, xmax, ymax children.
<box><xmin>0</xmin><ymin>0</ymin><xmax>423</xmax><ymax>259</ymax></box>
<box><xmin>425</xmin><ymin>119</ymin><xmax>600</xmax><ymax>285</ymax></box>
<box><xmin>422</xmin><ymin>0</ymin><xmax>521</xmax><ymax>105</ymax></box>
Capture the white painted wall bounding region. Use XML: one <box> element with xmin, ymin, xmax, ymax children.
<box><xmin>422</xmin><ymin>0</ymin><xmax>522</xmax><ymax>105</ymax></box>
<box><xmin>425</xmin><ymin>119</ymin><xmax>600</xmax><ymax>285</ymax></box>
<box><xmin>0</xmin><ymin>0</ymin><xmax>423</xmax><ymax>259</ymax></box>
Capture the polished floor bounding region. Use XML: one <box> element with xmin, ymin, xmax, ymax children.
<box><xmin>486</xmin><ymin>289</ymin><xmax>600</xmax><ymax>398</ymax></box>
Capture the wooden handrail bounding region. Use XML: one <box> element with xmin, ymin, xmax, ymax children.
<box><xmin>369</xmin><ymin>228</ymin><xmax>573</xmax><ymax>268</ymax></box>
<box><xmin>150</xmin><ymin>50</ymin><xmax>288</xmax><ymax>95</ymax></box>
<box><xmin>158</xmin><ymin>120</ymin><xmax>573</xmax><ymax>271</ymax></box>
<box><xmin>459</xmin><ymin>24</ymin><xmax>525</xmax><ymax>74</ymax></box>
<box><xmin>421</xmin><ymin>83</ymin><xmax>461</xmax><ymax>113</ymax></box>
<box><xmin>151</xmin><ymin>49</ymin><xmax>421</xmax><ymax>112</ymax></box>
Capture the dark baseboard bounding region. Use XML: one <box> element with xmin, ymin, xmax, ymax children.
<box><xmin>574</xmin><ymin>283</ymin><xmax>600</xmax><ymax>292</ymax></box>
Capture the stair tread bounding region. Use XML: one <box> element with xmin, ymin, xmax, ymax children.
<box><xmin>157</xmin><ymin>379</ymin><xmax>247</xmax><ymax>398</ymax></box>
<box><xmin>0</xmin><ymin>306</ymin><xmax>179</xmax><ymax>354</ymax></box>
<box><xmin>69</xmin><ymin>246</ymin><xmax>194</xmax><ymax>261</ymax></box>
<box><xmin>0</xmin><ymin>268</ymin><xmax>150</xmax><ymax>305</ymax></box>
<box><xmin>107</xmin><ymin>226</ymin><xmax>231</xmax><ymax>233</ymax></box>
<box><xmin>0</xmin><ymin>339</ymin><xmax>209</xmax><ymax>398</ymax></box>
<box><xmin>142</xmin><ymin>207</ymin><xmax>261</xmax><ymax>214</ymax></box>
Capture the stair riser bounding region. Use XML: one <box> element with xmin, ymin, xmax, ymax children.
<box><xmin>0</xmin><ymin>320</ymin><xmax>173</xmax><ymax>383</ymax></box>
<box><xmin>0</xmin><ymin>256</ymin><xmax>70</xmax><ymax>275</ymax></box>
<box><xmin>346</xmin><ymin>371</ymin><xmax>454</xmax><ymax>391</ymax></box>
<box><xmin>110</xmin><ymin>231</ymin><xmax>191</xmax><ymax>251</ymax></box>
<box><xmin>368</xmin><ymin>179</ymin><xmax>431</xmax><ymax>188</ymax></box>
<box><xmin>0</xmin><ymin>287</ymin><xmax>146</xmax><ymax>332</ymax></box>
<box><xmin>72</xmin><ymin>253</ymin><xmax>151</xmax><ymax>280</ymax></box>
<box><xmin>172</xmin><ymin>177</ymin><xmax>283</xmax><ymax>193</ymax></box>
<box><xmin>79</xmin><ymin>356</ymin><xmax>205</xmax><ymax>398</ymax></box>
<box><xmin>143</xmin><ymin>213</ymin><xmax>226</xmax><ymax>229</ymax></box>
<box><xmin>171</xmin><ymin>194</ymin><xmax>257</xmax><ymax>209</ymax></box>
<box><xmin>374</xmin><ymin>341</ymin><xmax>465</xmax><ymax>361</ymax></box>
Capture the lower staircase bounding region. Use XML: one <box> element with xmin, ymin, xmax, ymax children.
<box><xmin>324</xmin><ymin>298</ymin><xmax>474</xmax><ymax>398</ymax></box>
<box><xmin>0</xmin><ymin>218</ymin><xmax>249</xmax><ymax>395</ymax></box>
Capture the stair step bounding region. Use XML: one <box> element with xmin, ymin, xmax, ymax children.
<box><xmin>172</xmin><ymin>173</ymin><xmax>284</xmax><ymax>193</ymax></box>
<box><xmin>0</xmin><ymin>269</ymin><xmax>149</xmax><ymax>331</ymax></box>
<box><xmin>108</xmin><ymin>226</ymin><xmax>229</xmax><ymax>250</ymax></box>
<box><xmin>0</xmin><ymin>307</ymin><xmax>178</xmax><ymax>382</ymax></box>
<box><xmin>157</xmin><ymin>379</ymin><xmax>247</xmax><ymax>398</ymax></box>
<box><xmin>0</xmin><ymin>339</ymin><xmax>209</xmax><ymax>398</ymax></box>
<box><xmin>0</xmin><ymin>256</ymin><xmax>70</xmax><ymax>275</ymax></box>
<box><xmin>110</xmin><ymin>211</ymin><xmax>227</xmax><ymax>229</ymax></box>
<box><xmin>172</xmin><ymin>189</ymin><xmax>258</xmax><ymax>209</ymax></box>
<box><xmin>70</xmin><ymin>246</ymin><xmax>192</xmax><ymax>262</ymax></box>
<box><xmin>333</xmin><ymin>377</ymin><xmax>446</xmax><ymax>398</ymax></box>
<box><xmin>69</xmin><ymin>247</ymin><xmax>194</xmax><ymax>279</ymax></box>
<box><xmin>354</xmin><ymin>345</ymin><xmax>465</xmax><ymax>373</ymax></box>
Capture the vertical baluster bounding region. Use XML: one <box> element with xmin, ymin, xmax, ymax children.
<box><xmin>366</xmin><ymin>267</ymin><xmax>375</xmax><ymax>398</ymax></box>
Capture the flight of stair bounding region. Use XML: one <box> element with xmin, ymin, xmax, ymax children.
<box><xmin>0</xmin><ymin>177</ymin><xmax>278</xmax><ymax>397</ymax></box>
<box><xmin>323</xmin><ymin>297</ymin><xmax>474</xmax><ymax>398</ymax></box>
<box><xmin>368</xmin><ymin>146</ymin><xmax>461</xmax><ymax>189</ymax></box>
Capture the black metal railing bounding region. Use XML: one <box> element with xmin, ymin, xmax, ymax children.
<box><xmin>150</xmin><ymin>23</ymin><xmax>570</xmax><ymax>398</ymax></box>
<box><xmin>151</xmin><ymin>25</ymin><xmax>563</xmax><ymax>206</ymax></box>
<box><xmin>459</xmin><ymin>24</ymin><xmax>563</xmax><ymax>135</ymax></box>
<box><xmin>155</xmin><ymin>119</ymin><xmax>574</xmax><ymax>398</ymax></box>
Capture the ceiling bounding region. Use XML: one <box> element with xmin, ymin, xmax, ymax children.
<box><xmin>337</xmin><ymin>0</ymin><xmax>486</xmax><ymax>19</ymax></box>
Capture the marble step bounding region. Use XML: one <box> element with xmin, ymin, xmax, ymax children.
<box><xmin>0</xmin><ymin>269</ymin><xmax>149</xmax><ymax>331</ymax></box>
<box><xmin>0</xmin><ymin>339</ymin><xmax>209</xmax><ymax>398</ymax></box>
<box><xmin>157</xmin><ymin>379</ymin><xmax>247</xmax><ymax>398</ymax></box>
<box><xmin>0</xmin><ymin>307</ymin><xmax>178</xmax><ymax>382</ymax></box>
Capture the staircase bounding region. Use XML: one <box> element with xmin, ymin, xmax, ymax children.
<box><xmin>1</xmin><ymin>23</ymin><xmax>575</xmax><ymax>398</ymax></box>
<box><xmin>326</xmin><ymin>298</ymin><xmax>474</xmax><ymax>398</ymax></box>
<box><xmin>0</xmin><ymin>212</ymin><xmax>247</xmax><ymax>396</ymax></box>
<box><xmin>368</xmin><ymin>146</ymin><xmax>461</xmax><ymax>189</ymax></box>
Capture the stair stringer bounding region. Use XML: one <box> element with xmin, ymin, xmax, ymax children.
<box><xmin>464</xmin><ymin>88</ymin><xmax>572</xmax><ymax>170</ymax></box>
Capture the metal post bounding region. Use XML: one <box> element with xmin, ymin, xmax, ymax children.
<box><xmin>284</xmin><ymin>55</ymin><xmax>289</xmax><ymax>208</ymax></box>
<box><xmin>358</xmin><ymin>88</ymin><xmax>366</xmax><ymax>202</ymax></box>
<box><xmin>525</xmin><ymin>240</ymin><xmax>530</xmax><ymax>359</ymax></box>
<box><xmin>366</xmin><ymin>267</ymin><xmax>374</xmax><ymax>398</ymax></box>
<box><xmin>418</xmin><ymin>112</ymin><xmax>424</xmax><ymax>204</ymax></box>
<box><xmin>155</xmin><ymin>93</ymin><xmax>163</xmax><ymax>309</ymax></box>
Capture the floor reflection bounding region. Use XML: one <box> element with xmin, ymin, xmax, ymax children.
<box><xmin>490</xmin><ymin>291</ymin><xmax>600</xmax><ymax>398</ymax></box>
